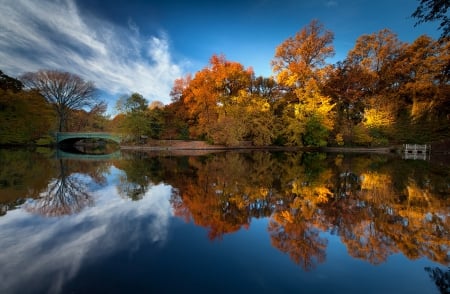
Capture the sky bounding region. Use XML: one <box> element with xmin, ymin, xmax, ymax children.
<box><xmin>0</xmin><ymin>0</ymin><xmax>441</xmax><ymax>113</ymax></box>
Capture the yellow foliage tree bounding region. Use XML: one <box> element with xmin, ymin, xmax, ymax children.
<box><xmin>272</xmin><ymin>20</ymin><xmax>336</xmax><ymax>146</ymax></box>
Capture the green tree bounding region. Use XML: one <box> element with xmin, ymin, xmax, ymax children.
<box><xmin>116</xmin><ymin>92</ymin><xmax>151</xmax><ymax>142</ymax></box>
<box><xmin>147</xmin><ymin>106</ymin><xmax>165</xmax><ymax>139</ymax></box>
<box><xmin>116</xmin><ymin>92</ymin><xmax>148</xmax><ymax>113</ymax></box>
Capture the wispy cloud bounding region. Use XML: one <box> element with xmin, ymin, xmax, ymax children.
<box><xmin>0</xmin><ymin>0</ymin><xmax>184</xmax><ymax>105</ymax></box>
<box><xmin>324</xmin><ymin>1</ymin><xmax>338</xmax><ymax>8</ymax></box>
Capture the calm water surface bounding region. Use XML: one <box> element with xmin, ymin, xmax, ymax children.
<box><xmin>0</xmin><ymin>148</ymin><xmax>448</xmax><ymax>294</ymax></box>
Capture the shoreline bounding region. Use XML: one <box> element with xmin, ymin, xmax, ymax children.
<box><xmin>119</xmin><ymin>141</ymin><xmax>398</xmax><ymax>154</ymax></box>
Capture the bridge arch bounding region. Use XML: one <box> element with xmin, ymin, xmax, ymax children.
<box><xmin>56</xmin><ymin>132</ymin><xmax>122</xmax><ymax>144</ymax></box>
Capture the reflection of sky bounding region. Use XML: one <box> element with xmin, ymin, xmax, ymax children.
<box><xmin>0</xmin><ymin>168</ymin><xmax>173</xmax><ymax>294</ymax></box>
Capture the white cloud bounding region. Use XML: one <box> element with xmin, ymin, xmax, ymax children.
<box><xmin>0</xmin><ymin>0</ymin><xmax>184</xmax><ymax>105</ymax></box>
<box><xmin>325</xmin><ymin>1</ymin><xmax>338</xmax><ymax>8</ymax></box>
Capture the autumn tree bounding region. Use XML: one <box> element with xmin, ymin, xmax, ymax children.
<box><xmin>323</xmin><ymin>61</ymin><xmax>372</xmax><ymax>144</ymax></box>
<box><xmin>210</xmin><ymin>89</ymin><xmax>275</xmax><ymax>145</ymax></box>
<box><xmin>272</xmin><ymin>20</ymin><xmax>336</xmax><ymax>146</ymax></box>
<box><xmin>398</xmin><ymin>35</ymin><xmax>450</xmax><ymax>117</ymax></box>
<box><xmin>146</xmin><ymin>103</ymin><xmax>165</xmax><ymax>139</ymax></box>
<box><xmin>272</xmin><ymin>19</ymin><xmax>334</xmax><ymax>87</ymax></box>
<box><xmin>0</xmin><ymin>71</ymin><xmax>55</xmax><ymax>144</ymax></box>
<box><xmin>163</xmin><ymin>100</ymin><xmax>190</xmax><ymax>139</ymax></box>
<box><xmin>20</xmin><ymin>70</ymin><xmax>99</xmax><ymax>132</ymax></box>
<box><xmin>173</xmin><ymin>54</ymin><xmax>254</xmax><ymax>143</ymax></box>
<box><xmin>67</xmin><ymin>101</ymin><xmax>108</xmax><ymax>132</ymax></box>
<box><xmin>249</xmin><ymin>76</ymin><xmax>281</xmax><ymax>102</ymax></box>
<box><xmin>390</xmin><ymin>35</ymin><xmax>450</xmax><ymax>142</ymax></box>
<box><xmin>344</xmin><ymin>29</ymin><xmax>406</xmax><ymax>145</ymax></box>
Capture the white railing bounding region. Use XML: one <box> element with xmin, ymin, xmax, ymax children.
<box><xmin>402</xmin><ymin>144</ymin><xmax>431</xmax><ymax>160</ymax></box>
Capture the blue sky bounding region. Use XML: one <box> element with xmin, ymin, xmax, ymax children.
<box><xmin>0</xmin><ymin>0</ymin><xmax>441</xmax><ymax>112</ymax></box>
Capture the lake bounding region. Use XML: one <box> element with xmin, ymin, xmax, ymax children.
<box><xmin>0</xmin><ymin>148</ymin><xmax>448</xmax><ymax>294</ymax></box>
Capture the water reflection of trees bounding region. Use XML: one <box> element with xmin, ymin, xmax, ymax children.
<box><xmin>0</xmin><ymin>149</ymin><xmax>112</xmax><ymax>217</ymax></box>
<box><xmin>425</xmin><ymin>267</ymin><xmax>450</xmax><ymax>294</ymax></box>
<box><xmin>131</xmin><ymin>151</ymin><xmax>449</xmax><ymax>269</ymax></box>
<box><xmin>24</xmin><ymin>159</ymin><xmax>94</xmax><ymax>216</ymax></box>
<box><xmin>0</xmin><ymin>149</ymin><xmax>55</xmax><ymax>215</ymax></box>
<box><xmin>8</xmin><ymin>148</ymin><xmax>446</xmax><ymax>268</ymax></box>
<box><xmin>114</xmin><ymin>152</ymin><xmax>165</xmax><ymax>200</ymax></box>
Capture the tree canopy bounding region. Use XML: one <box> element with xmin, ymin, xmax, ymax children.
<box><xmin>20</xmin><ymin>70</ymin><xmax>99</xmax><ymax>132</ymax></box>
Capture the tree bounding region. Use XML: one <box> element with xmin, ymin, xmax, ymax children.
<box><xmin>272</xmin><ymin>19</ymin><xmax>334</xmax><ymax>88</ymax></box>
<box><xmin>272</xmin><ymin>20</ymin><xmax>335</xmax><ymax>146</ymax></box>
<box><xmin>345</xmin><ymin>29</ymin><xmax>406</xmax><ymax>145</ymax></box>
<box><xmin>175</xmin><ymin>54</ymin><xmax>253</xmax><ymax>140</ymax></box>
<box><xmin>149</xmin><ymin>100</ymin><xmax>165</xmax><ymax>110</ymax></box>
<box><xmin>0</xmin><ymin>70</ymin><xmax>22</xmax><ymax>92</ymax></box>
<box><xmin>67</xmin><ymin>101</ymin><xmax>108</xmax><ymax>132</ymax></box>
<box><xmin>20</xmin><ymin>70</ymin><xmax>98</xmax><ymax>132</ymax></box>
<box><xmin>115</xmin><ymin>92</ymin><xmax>151</xmax><ymax>142</ymax></box>
<box><xmin>147</xmin><ymin>106</ymin><xmax>165</xmax><ymax>139</ymax></box>
<box><xmin>116</xmin><ymin>92</ymin><xmax>148</xmax><ymax>113</ymax></box>
<box><xmin>323</xmin><ymin>61</ymin><xmax>370</xmax><ymax>144</ymax></box>
<box><xmin>0</xmin><ymin>82</ymin><xmax>55</xmax><ymax>144</ymax></box>
<box><xmin>412</xmin><ymin>0</ymin><xmax>450</xmax><ymax>40</ymax></box>
<box><xmin>398</xmin><ymin>35</ymin><xmax>450</xmax><ymax>117</ymax></box>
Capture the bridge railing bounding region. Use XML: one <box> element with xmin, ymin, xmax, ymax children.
<box><xmin>56</xmin><ymin>132</ymin><xmax>122</xmax><ymax>144</ymax></box>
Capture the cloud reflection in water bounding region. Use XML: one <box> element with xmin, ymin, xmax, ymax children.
<box><xmin>0</xmin><ymin>182</ymin><xmax>173</xmax><ymax>294</ymax></box>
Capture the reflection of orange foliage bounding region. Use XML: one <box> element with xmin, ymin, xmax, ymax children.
<box><xmin>391</xmin><ymin>179</ymin><xmax>450</xmax><ymax>264</ymax></box>
<box><xmin>162</xmin><ymin>152</ymin><xmax>449</xmax><ymax>266</ymax></box>
<box><xmin>341</xmin><ymin>220</ymin><xmax>395</xmax><ymax>264</ymax></box>
<box><xmin>340</xmin><ymin>172</ymin><xmax>449</xmax><ymax>265</ymax></box>
<box><xmin>168</xmin><ymin>153</ymin><xmax>283</xmax><ymax>239</ymax></box>
<box><xmin>360</xmin><ymin>172</ymin><xmax>391</xmax><ymax>194</ymax></box>
<box><xmin>269</xmin><ymin>210</ymin><xmax>327</xmax><ymax>270</ymax></box>
<box><xmin>173</xmin><ymin>182</ymin><xmax>248</xmax><ymax>240</ymax></box>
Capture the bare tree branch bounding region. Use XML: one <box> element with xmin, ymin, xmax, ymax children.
<box><xmin>20</xmin><ymin>70</ymin><xmax>99</xmax><ymax>131</ymax></box>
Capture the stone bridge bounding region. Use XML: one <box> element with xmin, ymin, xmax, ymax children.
<box><xmin>56</xmin><ymin>132</ymin><xmax>122</xmax><ymax>144</ymax></box>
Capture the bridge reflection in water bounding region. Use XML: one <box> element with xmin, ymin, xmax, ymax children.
<box><xmin>56</xmin><ymin>149</ymin><xmax>122</xmax><ymax>160</ymax></box>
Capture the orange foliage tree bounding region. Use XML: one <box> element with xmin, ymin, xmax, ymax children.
<box><xmin>272</xmin><ymin>20</ymin><xmax>336</xmax><ymax>146</ymax></box>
